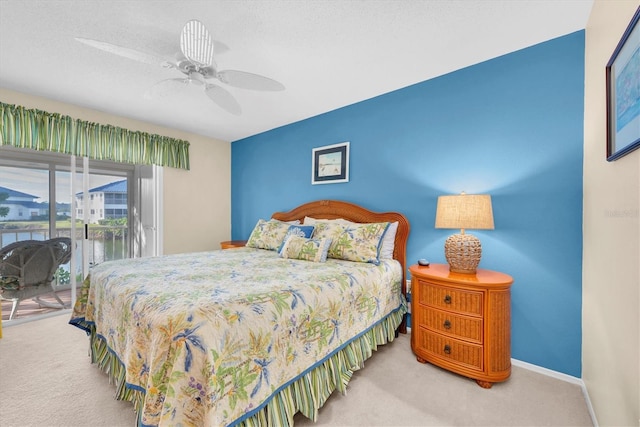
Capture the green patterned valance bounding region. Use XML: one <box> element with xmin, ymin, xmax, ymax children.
<box><xmin>0</xmin><ymin>102</ymin><xmax>190</xmax><ymax>170</ymax></box>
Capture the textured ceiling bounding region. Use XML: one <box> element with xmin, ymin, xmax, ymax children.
<box><xmin>0</xmin><ymin>0</ymin><xmax>593</xmax><ymax>142</ymax></box>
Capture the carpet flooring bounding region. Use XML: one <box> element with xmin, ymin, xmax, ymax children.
<box><xmin>0</xmin><ymin>312</ymin><xmax>594</xmax><ymax>426</ymax></box>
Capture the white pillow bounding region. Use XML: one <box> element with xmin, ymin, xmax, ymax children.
<box><xmin>303</xmin><ymin>216</ymin><xmax>351</xmax><ymax>225</ymax></box>
<box><xmin>379</xmin><ymin>221</ymin><xmax>398</xmax><ymax>259</ymax></box>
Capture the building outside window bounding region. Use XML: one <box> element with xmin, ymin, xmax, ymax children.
<box><xmin>76</xmin><ymin>180</ymin><xmax>128</xmax><ymax>224</ymax></box>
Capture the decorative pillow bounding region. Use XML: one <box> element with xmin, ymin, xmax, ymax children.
<box><xmin>279</xmin><ymin>236</ymin><xmax>332</xmax><ymax>263</ymax></box>
<box><xmin>246</xmin><ymin>219</ymin><xmax>294</xmax><ymax>251</ymax></box>
<box><xmin>306</xmin><ymin>217</ymin><xmax>398</xmax><ymax>259</ymax></box>
<box><xmin>0</xmin><ymin>276</ymin><xmax>20</xmax><ymax>290</ymax></box>
<box><xmin>312</xmin><ymin>221</ymin><xmax>390</xmax><ymax>264</ymax></box>
<box><xmin>277</xmin><ymin>225</ymin><xmax>315</xmax><ymax>252</ymax></box>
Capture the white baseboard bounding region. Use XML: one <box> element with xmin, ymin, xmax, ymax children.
<box><xmin>511</xmin><ymin>358</ymin><xmax>582</xmax><ymax>384</ymax></box>
<box><xmin>2</xmin><ymin>308</ymin><xmax>71</xmax><ymax>327</ymax></box>
<box><xmin>512</xmin><ymin>358</ymin><xmax>599</xmax><ymax>427</ymax></box>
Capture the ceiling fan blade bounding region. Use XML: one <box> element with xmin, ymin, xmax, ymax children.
<box><xmin>217</xmin><ymin>70</ymin><xmax>285</xmax><ymax>91</ymax></box>
<box><xmin>213</xmin><ymin>40</ymin><xmax>230</xmax><ymax>56</ymax></box>
<box><xmin>180</xmin><ymin>20</ymin><xmax>215</xmax><ymax>67</ymax></box>
<box><xmin>145</xmin><ymin>78</ymin><xmax>190</xmax><ymax>99</ymax></box>
<box><xmin>75</xmin><ymin>37</ymin><xmax>170</xmax><ymax>67</ymax></box>
<box><xmin>205</xmin><ymin>84</ymin><xmax>242</xmax><ymax>115</ymax></box>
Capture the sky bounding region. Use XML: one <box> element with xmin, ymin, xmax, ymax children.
<box><xmin>0</xmin><ymin>166</ymin><xmax>119</xmax><ymax>203</ymax></box>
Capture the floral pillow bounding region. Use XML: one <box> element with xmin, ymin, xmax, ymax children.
<box><xmin>277</xmin><ymin>225</ymin><xmax>315</xmax><ymax>251</ymax></box>
<box><xmin>305</xmin><ymin>217</ymin><xmax>398</xmax><ymax>260</ymax></box>
<box><xmin>312</xmin><ymin>221</ymin><xmax>390</xmax><ymax>265</ymax></box>
<box><xmin>279</xmin><ymin>235</ymin><xmax>332</xmax><ymax>263</ymax></box>
<box><xmin>246</xmin><ymin>219</ymin><xmax>296</xmax><ymax>251</ymax></box>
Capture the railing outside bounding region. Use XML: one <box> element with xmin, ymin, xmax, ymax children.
<box><xmin>1</xmin><ymin>225</ymin><xmax>128</xmax><ymax>321</ymax></box>
<box><xmin>0</xmin><ymin>226</ymin><xmax>129</xmax><ymax>280</ymax></box>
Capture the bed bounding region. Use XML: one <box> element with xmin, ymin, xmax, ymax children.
<box><xmin>70</xmin><ymin>199</ymin><xmax>410</xmax><ymax>426</ymax></box>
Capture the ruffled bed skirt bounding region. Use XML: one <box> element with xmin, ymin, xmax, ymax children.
<box><xmin>72</xmin><ymin>307</ymin><xmax>406</xmax><ymax>427</ymax></box>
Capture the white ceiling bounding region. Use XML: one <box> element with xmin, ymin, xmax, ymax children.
<box><xmin>0</xmin><ymin>0</ymin><xmax>593</xmax><ymax>142</ymax></box>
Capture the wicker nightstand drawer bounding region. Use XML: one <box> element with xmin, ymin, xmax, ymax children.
<box><xmin>416</xmin><ymin>327</ymin><xmax>483</xmax><ymax>371</ymax></box>
<box><xmin>418</xmin><ymin>307</ymin><xmax>483</xmax><ymax>344</ymax></box>
<box><xmin>418</xmin><ymin>280</ymin><xmax>483</xmax><ymax>316</ymax></box>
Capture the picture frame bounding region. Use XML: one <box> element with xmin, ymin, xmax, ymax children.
<box><xmin>312</xmin><ymin>141</ymin><xmax>350</xmax><ymax>184</ymax></box>
<box><xmin>606</xmin><ymin>7</ymin><xmax>640</xmax><ymax>162</ymax></box>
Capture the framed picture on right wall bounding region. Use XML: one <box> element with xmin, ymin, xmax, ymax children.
<box><xmin>606</xmin><ymin>6</ymin><xmax>640</xmax><ymax>161</ymax></box>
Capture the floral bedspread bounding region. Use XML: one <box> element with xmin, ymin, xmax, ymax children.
<box><xmin>70</xmin><ymin>247</ymin><xmax>403</xmax><ymax>426</ymax></box>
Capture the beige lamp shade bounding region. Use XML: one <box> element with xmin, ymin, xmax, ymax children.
<box><xmin>435</xmin><ymin>193</ymin><xmax>494</xmax><ymax>231</ymax></box>
<box><xmin>435</xmin><ymin>193</ymin><xmax>494</xmax><ymax>274</ymax></box>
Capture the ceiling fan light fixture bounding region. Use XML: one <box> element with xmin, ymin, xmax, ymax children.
<box><xmin>188</xmin><ymin>71</ymin><xmax>205</xmax><ymax>86</ymax></box>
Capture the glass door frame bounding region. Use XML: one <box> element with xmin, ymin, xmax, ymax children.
<box><xmin>0</xmin><ymin>147</ymin><xmax>137</xmax><ymax>313</ymax></box>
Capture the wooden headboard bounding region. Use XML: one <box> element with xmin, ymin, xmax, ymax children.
<box><xmin>272</xmin><ymin>199</ymin><xmax>411</xmax><ymax>332</ymax></box>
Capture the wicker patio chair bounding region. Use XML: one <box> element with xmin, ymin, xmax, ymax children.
<box><xmin>0</xmin><ymin>237</ymin><xmax>73</xmax><ymax>320</ymax></box>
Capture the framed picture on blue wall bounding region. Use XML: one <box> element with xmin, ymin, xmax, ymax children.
<box><xmin>312</xmin><ymin>141</ymin><xmax>350</xmax><ymax>184</ymax></box>
<box><xmin>606</xmin><ymin>6</ymin><xmax>640</xmax><ymax>162</ymax></box>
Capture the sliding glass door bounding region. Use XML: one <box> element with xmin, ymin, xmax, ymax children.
<box><xmin>0</xmin><ymin>147</ymin><xmax>159</xmax><ymax>321</ymax></box>
<box><xmin>70</xmin><ymin>157</ymin><xmax>132</xmax><ymax>273</ymax></box>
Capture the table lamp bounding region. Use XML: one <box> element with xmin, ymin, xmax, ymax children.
<box><xmin>435</xmin><ymin>192</ymin><xmax>494</xmax><ymax>274</ymax></box>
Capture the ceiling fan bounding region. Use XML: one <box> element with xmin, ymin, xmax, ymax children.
<box><xmin>75</xmin><ymin>20</ymin><xmax>284</xmax><ymax>115</ymax></box>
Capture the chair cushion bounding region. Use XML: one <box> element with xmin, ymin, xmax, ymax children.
<box><xmin>0</xmin><ymin>276</ymin><xmax>20</xmax><ymax>291</ymax></box>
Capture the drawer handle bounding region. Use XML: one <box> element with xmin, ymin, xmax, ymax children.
<box><xmin>443</xmin><ymin>320</ymin><xmax>451</xmax><ymax>329</ymax></box>
<box><xmin>444</xmin><ymin>295</ymin><xmax>452</xmax><ymax>304</ymax></box>
<box><xmin>444</xmin><ymin>344</ymin><xmax>451</xmax><ymax>355</ymax></box>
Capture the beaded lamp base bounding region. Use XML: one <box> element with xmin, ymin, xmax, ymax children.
<box><xmin>444</xmin><ymin>233</ymin><xmax>482</xmax><ymax>274</ymax></box>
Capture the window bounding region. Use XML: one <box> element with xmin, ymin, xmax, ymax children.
<box><xmin>105</xmin><ymin>208</ymin><xmax>127</xmax><ymax>218</ymax></box>
<box><xmin>0</xmin><ymin>146</ymin><xmax>162</xmax><ymax>320</ymax></box>
<box><xmin>0</xmin><ymin>150</ymin><xmax>133</xmax><ymax>263</ymax></box>
<box><xmin>105</xmin><ymin>193</ymin><xmax>127</xmax><ymax>204</ymax></box>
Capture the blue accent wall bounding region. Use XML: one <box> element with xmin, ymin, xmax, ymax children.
<box><xmin>232</xmin><ymin>31</ymin><xmax>584</xmax><ymax>377</ymax></box>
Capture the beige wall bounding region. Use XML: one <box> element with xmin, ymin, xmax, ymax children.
<box><xmin>162</xmin><ymin>135</ymin><xmax>230</xmax><ymax>254</ymax></box>
<box><xmin>584</xmin><ymin>2</ymin><xmax>639</xmax><ymax>426</ymax></box>
<box><xmin>0</xmin><ymin>88</ymin><xmax>231</xmax><ymax>255</ymax></box>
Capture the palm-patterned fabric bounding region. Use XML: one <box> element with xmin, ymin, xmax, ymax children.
<box><xmin>311</xmin><ymin>221</ymin><xmax>390</xmax><ymax>265</ymax></box>
<box><xmin>279</xmin><ymin>236</ymin><xmax>332</xmax><ymax>262</ymax></box>
<box><xmin>70</xmin><ymin>247</ymin><xmax>404</xmax><ymax>426</ymax></box>
<box><xmin>245</xmin><ymin>219</ymin><xmax>294</xmax><ymax>251</ymax></box>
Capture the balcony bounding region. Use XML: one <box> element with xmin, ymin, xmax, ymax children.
<box><xmin>0</xmin><ymin>225</ymin><xmax>128</xmax><ymax>322</ymax></box>
<box><xmin>1</xmin><ymin>287</ymin><xmax>76</xmax><ymax>322</ymax></box>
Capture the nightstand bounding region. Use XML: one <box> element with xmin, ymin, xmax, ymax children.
<box><xmin>220</xmin><ymin>240</ymin><xmax>247</xmax><ymax>249</ymax></box>
<box><xmin>410</xmin><ymin>263</ymin><xmax>513</xmax><ymax>388</ymax></box>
